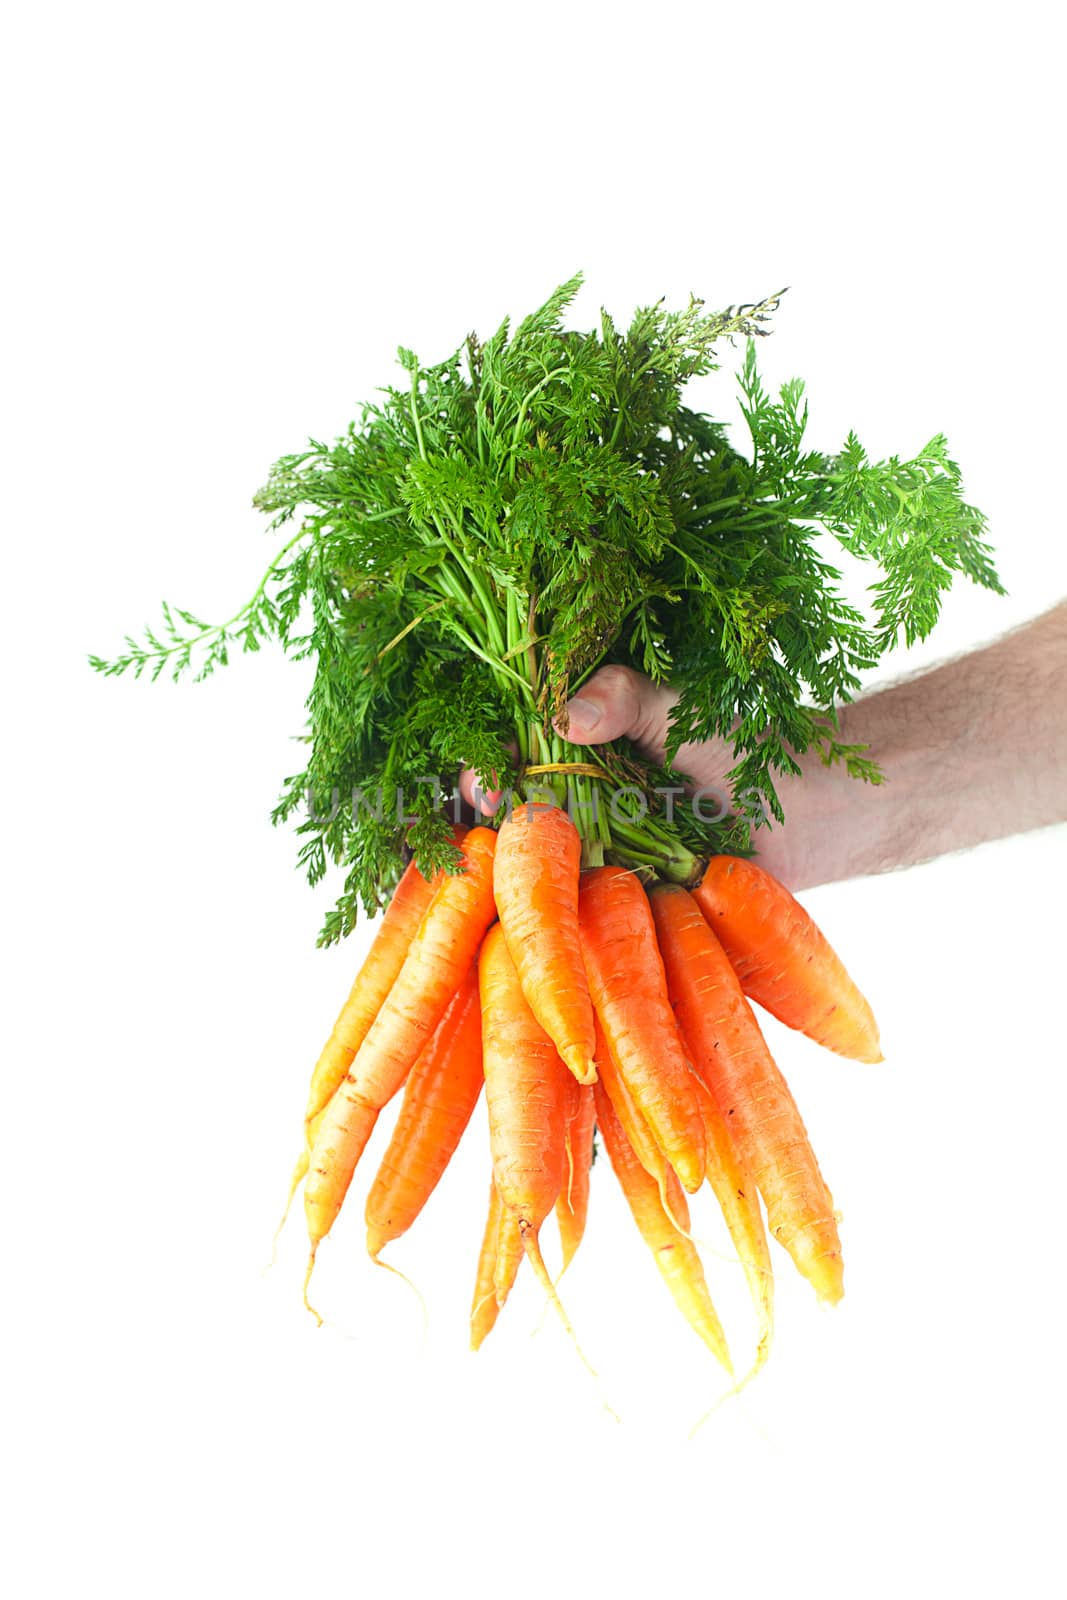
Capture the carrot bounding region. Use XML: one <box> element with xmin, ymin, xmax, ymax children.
<box><xmin>593</xmin><ymin>1077</ymin><xmax>732</xmax><ymax>1373</ymax></box>
<box><xmin>478</xmin><ymin>923</ymin><xmax>580</xmax><ymax>1337</ymax></box>
<box><xmin>275</xmin><ymin>844</ymin><xmax>460</xmax><ymax>1240</ymax></box>
<box><xmin>555</xmin><ymin>1080</ymin><xmax>595</xmax><ymax>1274</ymax></box>
<box><xmin>364</xmin><ymin>965</ymin><xmax>484</xmax><ymax>1260</ymax></box>
<box><xmin>303</xmin><ymin>827</ymin><xmax>498</xmax><ymax>1299</ymax></box>
<box><xmin>470</xmin><ymin>1179</ymin><xmax>523</xmax><ymax>1350</ymax></box>
<box><xmin>491</xmin><ymin>1196</ymin><xmax>525</xmax><ymax>1311</ymax></box>
<box><xmin>591</xmin><ymin>1015</ymin><xmax>674</xmax><ymax>1203</ymax></box>
<box><xmin>648</xmin><ymin>886</ymin><xmax>774</xmax><ymax>1359</ymax></box>
<box><xmin>650</xmin><ymin>882</ymin><xmax>843</xmax><ymax>1304</ymax></box>
<box><xmin>306</xmin><ymin>848</ymin><xmax>457</xmax><ymax>1127</ymax></box>
<box><xmin>693</xmin><ymin>855</ymin><xmax>882</xmax><ymax>1064</ymax></box>
<box><xmin>695</xmin><ymin>1072</ymin><xmax>774</xmax><ymax>1369</ymax></box>
<box><xmin>578</xmin><ymin>866</ymin><xmax>706</xmax><ymax>1193</ymax></box>
<box><xmin>493</xmin><ymin>801</ymin><xmax>596</xmax><ymax>1085</ymax></box>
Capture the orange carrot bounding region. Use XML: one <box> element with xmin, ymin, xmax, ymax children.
<box><xmin>650</xmin><ymin>882</ymin><xmax>843</xmax><ymax>1304</ymax></box>
<box><xmin>470</xmin><ymin>1179</ymin><xmax>523</xmax><ymax>1350</ymax></box>
<box><xmin>694</xmin><ymin>855</ymin><xmax>882</xmax><ymax>1063</ymax></box>
<box><xmin>591</xmin><ymin>1016</ymin><xmax>673</xmax><ymax>1200</ymax></box>
<box><xmin>303</xmin><ymin>827</ymin><xmax>498</xmax><ymax>1296</ymax></box>
<box><xmin>364</xmin><ymin>965</ymin><xmax>484</xmax><ymax>1259</ymax></box>
<box><xmin>492</xmin><ymin>1198</ymin><xmax>525</xmax><ymax>1312</ymax></box>
<box><xmin>493</xmin><ymin>801</ymin><xmax>596</xmax><ymax>1085</ymax></box>
<box><xmin>579</xmin><ymin>866</ymin><xmax>706</xmax><ymax>1193</ymax></box>
<box><xmin>275</xmin><ymin>841</ymin><xmax>464</xmax><ymax>1239</ymax></box>
<box><xmin>649</xmin><ymin>886</ymin><xmax>774</xmax><ymax>1358</ymax></box>
<box><xmin>306</xmin><ymin>848</ymin><xmax>458</xmax><ymax>1127</ymax></box>
<box><xmin>479</xmin><ymin>923</ymin><xmax>568</xmax><ymax>1232</ymax></box>
<box><xmin>593</xmin><ymin>1077</ymin><xmax>732</xmax><ymax>1373</ymax></box>
<box><xmin>695</xmin><ymin>1072</ymin><xmax>774</xmax><ymax>1368</ymax></box>
<box><xmin>478</xmin><ymin>923</ymin><xmax>578</xmax><ymax>1332</ymax></box>
<box><xmin>555</xmin><ymin>1080</ymin><xmax>595</xmax><ymax>1274</ymax></box>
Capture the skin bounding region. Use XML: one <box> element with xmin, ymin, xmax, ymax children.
<box><xmin>460</xmin><ymin>602</ymin><xmax>1067</xmax><ymax>889</ymax></box>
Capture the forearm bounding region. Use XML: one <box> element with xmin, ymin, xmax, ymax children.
<box><xmin>762</xmin><ymin>602</ymin><xmax>1067</xmax><ymax>891</ymax></box>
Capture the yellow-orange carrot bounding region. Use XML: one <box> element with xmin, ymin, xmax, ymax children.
<box><xmin>364</xmin><ymin>966</ymin><xmax>484</xmax><ymax>1259</ymax></box>
<box><xmin>594</xmin><ymin>1078</ymin><xmax>732</xmax><ymax>1373</ymax></box>
<box><xmin>470</xmin><ymin>1180</ymin><xmax>523</xmax><ymax>1350</ymax></box>
<box><xmin>493</xmin><ymin>802</ymin><xmax>596</xmax><ymax>1085</ymax></box>
<box><xmin>478</xmin><ymin>924</ymin><xmax>578</xmax><ymax>1331</ymax></box>
<box><xmin>696</xmin><ymin>1075</ymin><xmax>774</xmax><ymax>1367</ymax></box>
<box><xmin>303</xmin><ymin>828</ymin><xmax>498</xmax><ymax>1288</ymax></box>
<box><xmin>648</xmin><ymin>887</ymin><xmax>774</xmax><ymax>1359</ymax></box>
<box><xmin>276</xmin><ymin>852</ymin><xmax>448</xmax><ymax>1236</ymax></box>
<box><xmin>555</xmin><ymin>1080</ymin><xmax>595</xmax><ymax>1274</ymax></box>
<box><xmin>579</xmin><ymin>866</ymin><xmax>706</xmax><ymax>1193</ymax></box>
<box><xmin>591</xmin><ymin>1016</ymin><xmax>672</xmax><ymax>1197</ymax></box>
<box><xmin>651</xmin><ymin>882</ymin><xmax>843</xmax><ymax>1304</ymax></box>
<box><xmin>694</xmin><ymin>855</ymin><xmax>882</xmax><ymax>1063</ymax></box>
<box><xmin>479</xmin><ymin>923</ymin><xmax>568</xmax><ymax>1232</ymax></box>
<box><xmin>307</xmin><ymin>849</ymin><xmax>457</xmax><ymax>1127</ymax></box>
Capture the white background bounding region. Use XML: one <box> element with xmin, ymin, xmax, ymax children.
<box><xmin>4</xmin><ymin>4</ymin><xmax>1065</xmax><ymax>1597</ymax></box>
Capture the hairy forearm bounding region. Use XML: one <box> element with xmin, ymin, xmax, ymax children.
<box><xmin>763</xmin><ymin>602</ymin><xmax>1067</xmax><ymax>891</ymax></box>
<box><xmin>467</xmin><ymin>605</ymin><xmax>1066</xmax><ymax>890</ymax></box>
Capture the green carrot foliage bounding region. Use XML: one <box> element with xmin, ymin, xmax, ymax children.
<box><xmin>93</xmin><ymin>277</ymin><xmax>1000</xmax><ymax>942</ymax></box>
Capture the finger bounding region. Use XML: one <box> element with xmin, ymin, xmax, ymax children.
<box><xmin>458</xmin><ymin>766</ymin><xmax>503</xmax><ymax>815</ymax></box>
<box><xmin>553</xmin><ymin>664</ymin><xmax>677</xmax><ymax>760</ymax></box>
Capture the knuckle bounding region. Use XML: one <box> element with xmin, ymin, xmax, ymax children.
<box><xmin>591</xmin><ymin>662</ymin><xmax>640</xmax><ymax>695</ymax></box>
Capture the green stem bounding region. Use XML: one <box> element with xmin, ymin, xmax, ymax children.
<box><xmin>510</xmin><ymin>365</ymin><xmax>570</xmax><ymax>464</ymax></box>
<box><xmin>212</xmin><ymin>527</ymin><xmax>311</xmax><ymax>631</ymax></box>
<box><xmin>681</xmin><ymin>493</ymin><xmax>747</xmax><ymax>521</ymax></box>
<box><xmin>506</xmin><ymin>708</ymin><xmax>705</xmax><ymax>883</ymax></box>
<box><xmin>114</xmin><ymin>526</ymin><xmax>312</xmax><ymax>671</ymax></box>
<box><xmin>408</xmin><ymin>367</ymin><xmax>508</xmax><ymax>665</ymax></box>
<box><xmin>438</xmin><ymin>506</ymin><xmax>506</xmax><ymax>658</ymax></box>
<box><xmin>608</xmin><ymin>815</ymin><xmax>703</xmax><ymax>885</ymax></box>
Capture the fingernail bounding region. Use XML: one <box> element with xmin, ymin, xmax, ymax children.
<box><xmin>564</xmin><ymin>696</ymin><xmax>601</xmax><ymax>737</ymax></box>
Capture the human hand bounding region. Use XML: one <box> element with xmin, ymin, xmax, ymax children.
<box><xmin>457</xmin><ymin>663</ymin><xmax>735</xmax><ymax>815</ymax></box>
<box><xmin>457</xmin><ymin>663</ymin><xmax>805</xmax><ymax>884</ymax></box>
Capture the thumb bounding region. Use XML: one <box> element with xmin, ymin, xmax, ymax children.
<box><xmin>555</xmin><ymin>665</ymin><xmax>676</xmax><ymax>760</ymax></box>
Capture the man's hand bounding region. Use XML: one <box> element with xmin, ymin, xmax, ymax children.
<box><xmin>459</xmin><ymin>602</ymin><xmax>1067</xmax><ymax>891</ymax></box>
<box><xmin>457</xmin><ymin>662</ymin><xmax>745</xmax><ymax>834</ymax></box>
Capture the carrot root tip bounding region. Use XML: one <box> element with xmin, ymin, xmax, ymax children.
<box><xmin>302</xmin><ymin>1247</ymin><xmax>324</xmax><ymax>1327</ymax></box>
<box><xmin>562</xmin><ymin>1047</ymin><xmax>597</xmax><ymax>1087</ymax></box>
<box><xmin>371</xmin><ymin>1253</ymin><xmax>430</xmax><ymax>1335</ymax></box>
<box><xmin>365</xmin><ymin>1225</ymin><xmax>389</xmax><ymax>1260</ymax></box>
<box><xmin>270</xmin><ymin>1150</ymin><xmax>310</xmax><ymax>1265</ymax></box>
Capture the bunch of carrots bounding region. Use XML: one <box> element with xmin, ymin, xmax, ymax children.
<box><xmin>95</xmin><ymin>279</ymin><xmax>990</xmax><ymax>1380</ymax></box>
<box><xmin>283</xmin><ymin>802</ymin><xmax>881</xmax><ymax>1377</ymax></box>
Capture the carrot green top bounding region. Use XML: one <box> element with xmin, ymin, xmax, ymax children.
<box><xmin>94</xmin><ymin>278</ymin><xmax>1001</xmax><ymax>943</ymax></box>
